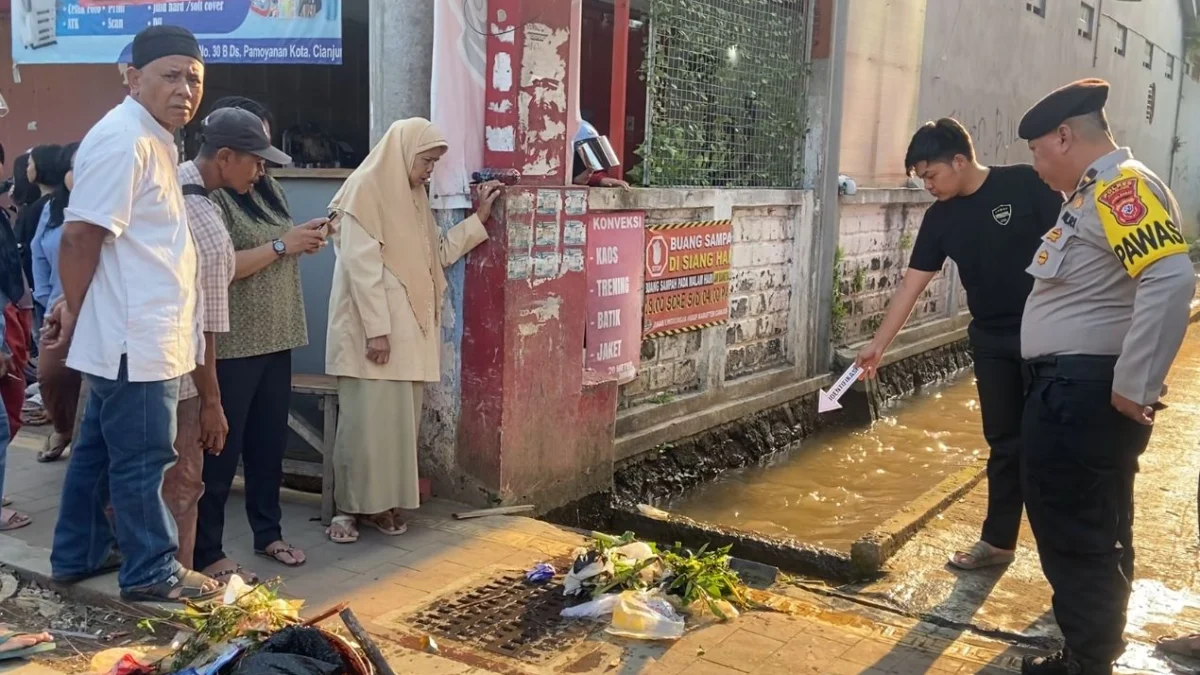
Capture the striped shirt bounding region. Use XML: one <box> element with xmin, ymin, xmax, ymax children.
<box><xmin>178</xmin><ymin>161</ymin><xmax>235</xmax><ymax>401</ymax></box>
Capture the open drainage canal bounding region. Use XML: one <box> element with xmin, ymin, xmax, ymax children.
<box><xmin>666</xmin><ymin>369</ymin><xmax>986</xmax><ymax>551</ymax></box>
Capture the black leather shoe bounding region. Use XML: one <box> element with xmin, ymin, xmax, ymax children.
<box><xmin>1022</xmin><ymin>650</ymin><xmax>1113</xmax><ymax>675</ymax></box>
<box><xmin>1022</xmin><ymin>650</ymin><xmax>1081</xmax><ymax>675</ymax></box>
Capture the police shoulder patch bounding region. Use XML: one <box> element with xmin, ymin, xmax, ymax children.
<box><xmin>1094</xmin><ymin>167</ymin><xmax>1186</xmax><ymax>277</ymax></box>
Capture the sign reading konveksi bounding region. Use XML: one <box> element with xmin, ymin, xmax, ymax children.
<box><xmin>642</xmin><ymin>220</ymin><xmax>732</xmax><ymax>338</ymax></box>
<box><xmin>13</xmin><ymin>0</ymin><xmax>342</xmax><ymax>65</ymax></box>
<box><xmin>586</xmin><ymin>211</ymin><xmax>645</xmax><ymax>383</ymax></box>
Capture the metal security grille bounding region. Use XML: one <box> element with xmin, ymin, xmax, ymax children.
<box><xmin>641</xmin><ymin>0</ymin><xmax>809</xmax><ymax>188</ymax></box>
<box><xmin>406</xmin><ymin>569</ymin><xmax>592</xmax><ymax>665</ymax></box>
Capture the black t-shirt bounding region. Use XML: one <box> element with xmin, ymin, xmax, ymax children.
<box><xmin>908</xmin><ymin>164</ymin><xmax>1063</xmax><ymax>334</ymax></box>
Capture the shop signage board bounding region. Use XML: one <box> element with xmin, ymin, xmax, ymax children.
<box><xmin>13</xmin><ymin>0</ymin><xmax>343</xmax><ymax>65</ymax></box>
<box><xmin>642</xmin><ymin>219</ymin><xmax>732</xmax><ymax>338</ymax></box>
<box><xmin>585</xmin><ymin>211</ymin><xmax>645</xmax><ymax>383</ymax></box>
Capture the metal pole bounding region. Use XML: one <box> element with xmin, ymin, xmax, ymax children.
<box><xmin>609</xmin><ymin>0</ymin><xmax>631</xmax><ymax>178</ymax></box>
<box><xmin>813</xmin><ymin>0</ymin><xmax>850</xmax><ymax>371</ymax></box>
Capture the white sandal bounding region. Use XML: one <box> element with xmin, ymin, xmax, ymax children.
<box><xmin>326</xmin><ymin>515</ymin><xmax>359</xmax><ymax>544</ymax></box>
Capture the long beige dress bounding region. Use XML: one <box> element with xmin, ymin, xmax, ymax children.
<box><xmin>326</xmin><ymin>211</ymin><xmax>488</xmax><ymax>513</ymax></box>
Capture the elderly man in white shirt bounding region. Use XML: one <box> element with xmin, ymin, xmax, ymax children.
<box><xmin>42</xmin><ymin>25</ymin><xmax>221</xmax><ymax>603</ymax></box>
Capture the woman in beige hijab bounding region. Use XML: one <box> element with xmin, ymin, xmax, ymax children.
<box><xmin>325</xmin><ymin>118</ymin><xmax>500</xmax><ymax>543</ymax></box>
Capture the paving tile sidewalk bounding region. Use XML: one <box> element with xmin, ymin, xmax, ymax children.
<box><xmin>1</xmin><ymin>428</ymin><xmax>1041</xmax><ymax>674</ymax></box>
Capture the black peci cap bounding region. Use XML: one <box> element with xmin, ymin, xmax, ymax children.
<box><xmin>1018</xmin><ymin>78</ymin><xmax>1110</xmax><ymax>140</ymax></box>
<box><xmin>131</xmin><ymin>25</ymin><xmax>204</xmax><ymax>69</ymax></box>
<box><xmin>200</xmin><ymin>108</ymin><xmax>291</xmax><ymax>165</ymax></box>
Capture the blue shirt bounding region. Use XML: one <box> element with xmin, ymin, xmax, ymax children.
<box><xmin>30</xmin><ymin>205</ymin><xmax>63</xmax><ymax>309</ymax></box>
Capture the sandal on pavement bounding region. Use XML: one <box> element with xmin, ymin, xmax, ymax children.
<box><xmin>0</xmin><ymin>629</ymin><xmax>56</xmax><ymax>661</ymax></box>
<box><xmin>256</xmin><ymin>541</ymin><xmax>306</xmax><ymax>567</ymax></box>
<box><xmin>201</xmin><ymin>560</ymin><xmax>260</xmax><ymax>586</ymax></box>
<box><xmin>326</xmin><ymin>515</ymin><xmax>359</xmax><ymax>544</ymax></box>
<box><xmin>120</xmin><ymin>569</ymin><xmax>223</xmax><ymax>604</ymax></box>
<box><xmin>37</xmin><ymin>433</ymin><xmax>69</xmax><ymax>463</ymax></box>
<box><xmin>52</xmin><ymin>550</ymin><xmax>124</xmax><ymax>584</ymax></box>
<box><xmin>949</xmin><ymin>541</ymin><xmax>1015</xmax><ymax>571</ymax></box>
<box><xmin>1157</xmin><ymin>634</ymin><xmax>1200</xmax><ymax>658</ymax></box>
<box><xmin>0</xmin><ymin>509</ymin><xmax>31</xmax><ymax>533</ymax></box>
<box><xmin>362</xmin><ymin>511</ymin><xmax>407</xmax><ymax>537</ymax></box>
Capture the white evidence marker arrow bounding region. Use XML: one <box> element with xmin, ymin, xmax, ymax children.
<box><xmin>818</xmin><ymin>363</ymin><xmax>863</xmax><ymax>413</ymax></box>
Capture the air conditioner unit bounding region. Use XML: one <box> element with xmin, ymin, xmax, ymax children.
<box><xmin>21</xmin><ymin>0</ymin><xmax>57</xmax><ymax>50</ymax></box>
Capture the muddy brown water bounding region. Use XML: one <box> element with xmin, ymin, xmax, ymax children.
<box><xmin>668</xmin><ymin>371</ymin><xmax>986</xmax><ymax>551</ymax></box>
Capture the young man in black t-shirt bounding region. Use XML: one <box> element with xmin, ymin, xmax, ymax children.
<box><xmin>856</xmin><ymin>118</ymin><xmax>1063</xmax><ymax>571</ymax></box>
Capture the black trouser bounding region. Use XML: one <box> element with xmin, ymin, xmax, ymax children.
<box><xmin>969</xmin><ymin>324</ymin><xmax>1026</xmax><ymax>550</ymax></box>
<box><xmin>1022</xmin><ymin>355</ymin><xmax>1151</xmax><ymax>669</ymax></box>
<box><xmin>194</xmin><ymin>350</ymin><xmax>292</xmax><ymax>571</ymax></box>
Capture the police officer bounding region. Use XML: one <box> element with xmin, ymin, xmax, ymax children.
<box><xmin>1017</xmin><ymin>79</ymin><xmax>1195</xmax><ymax>675</ymax></box>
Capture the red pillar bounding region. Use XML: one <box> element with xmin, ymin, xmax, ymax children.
<box><xmin>608</xmin><ymin>0</ymin><xmax>630</xmax><ymax>179</ymax></box>
<box><xmin>459</xmin><ymin>0</ymin><xmax>618</xmax><ymax>509</ymax></box>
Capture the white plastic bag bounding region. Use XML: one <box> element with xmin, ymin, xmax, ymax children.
<box><xmin>606</xmin><ymin>591</ymin><xmax>685</xmax><ymax>640</ymax></box>
<box><xmin>560</xmin><ymin>592</ymin><xmax>622</xmax><ymax>619</ymax></box>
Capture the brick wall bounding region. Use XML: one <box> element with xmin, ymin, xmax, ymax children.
<box><xmin>725</xmin><ymin>206</ymin><xmax>795</xmax><ymax>380</ymax></box>
<box><xmin>588</xmin><ymin>190</ymin><xmax>815</xmax><ymax>412</ymax></box>
<box><xmin>835</xmin><ymin>190</ymin><xmax>961</xmax><ymax>345</ymax></box>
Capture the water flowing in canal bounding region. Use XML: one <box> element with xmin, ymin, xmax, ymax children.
<box><xmin>668</xmin><ymin>370</ymin><xmax>986</xmax><ymax>550</ymax></box>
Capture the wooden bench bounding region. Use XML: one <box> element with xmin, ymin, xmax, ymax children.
<box><xmin>288</xmin><ymin>374</ymin><xmax>338</xmax><ymax>526</ymax></box>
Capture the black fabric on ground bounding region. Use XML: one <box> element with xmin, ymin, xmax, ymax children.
<box><xmin>229</xmin><ymin>626</ymin><xmax>344</xmax><ymax>675</ymax></box>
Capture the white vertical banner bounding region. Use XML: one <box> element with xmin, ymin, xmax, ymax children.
<box><xmin>430</xmin><ymin>0</ymin><xmax>488</xmax><ymax>210</ymax></box>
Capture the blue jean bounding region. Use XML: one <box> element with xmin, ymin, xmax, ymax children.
<box><xmin>50</xmin><ymin>358</ymin><xmax>182</xmax><ymax>590</ymax></box>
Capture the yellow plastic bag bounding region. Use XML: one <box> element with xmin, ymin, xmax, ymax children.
<box><xmin>607</xmin><ymin>591</ymin><xmax>685</xmax><ymax>640</ymax></box>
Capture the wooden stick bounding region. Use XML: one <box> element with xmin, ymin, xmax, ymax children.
<box><xmin>339</xmin><ymin>608</ymin><xmax>395</xmax><ymax>675</ymax></box>
<box><xmin>452</xmin><ymin>505</ymin><xmax>535</xmax><ymax>520</ymax></box>
<box><xmin>303</xmin><ymin>601</ymin><xmax>348</xmax><ymax>627</ymax></box>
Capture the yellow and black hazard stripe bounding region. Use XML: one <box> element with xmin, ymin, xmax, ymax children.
<box><xmin>644</xmin><ymin>320</ymin><xmax>728</xmax><ymax>339</ymax></box>
<box><xmin>647</xmin><ymin>219</ymin><xmax>732</xmax><ymax>230</ymax></box>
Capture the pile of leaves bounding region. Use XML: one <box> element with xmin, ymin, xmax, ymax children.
<box><xmin>580</xmin><ymin>531</ymin><xmax>746</xmax><ymax>618</ymax></box>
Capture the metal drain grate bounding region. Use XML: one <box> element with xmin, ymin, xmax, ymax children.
<box><xmin>406</xmin><ymin>569</ymin><xmax>593</xmax><ymax>664</ymax></box>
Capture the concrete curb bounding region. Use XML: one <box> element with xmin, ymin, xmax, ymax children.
<box><xmin>849</xmin><ymin>462</ymin><xmax>988</xmax><ymax>577</ymax></box>
<box><xmin>0</xmin><ymin>534</ymin><xmax>171</xmax><ymax>618</ymax></box>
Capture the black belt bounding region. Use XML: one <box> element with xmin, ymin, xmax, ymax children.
<box><xmin>1025</xmin><ymin>354</ymin><xmax>1119</xmax><ymax>382</ymax></box>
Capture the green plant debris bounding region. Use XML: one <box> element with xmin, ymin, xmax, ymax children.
<box><xmin>589</xmin><ymin>531</ymin><xmax>747</xmax><ymax>618</ymax></box>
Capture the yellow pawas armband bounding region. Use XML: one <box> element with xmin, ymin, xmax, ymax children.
<box><xmin>1095</xmin><ymin>168</ymin><xmax>1187</xmax><ymax>277</ymax></box>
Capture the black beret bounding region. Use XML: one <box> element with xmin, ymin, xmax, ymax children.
<box><xmin>1018</xmin><ymin>78</ymin><xmax>1110</xmax><ymax>140</ymax></box>
<box><xmin>131</xmin><ymin>25</ymin><xmax>203</xmax><ymax>69</ymax></box>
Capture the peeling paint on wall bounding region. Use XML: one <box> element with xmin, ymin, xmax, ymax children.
<box><xmin>486</xmin><ymin>125</ymin><xmax>516</xmax><ymax>152</ymax></box>
<box><xmin>518</xmin><ymin>22</ymin><xmax>570</xmax><ymax>178</ymax></box>
<box><xmin>492</xmin><ymin>52</ymin><xmax>513</xmax><ymax>92</ymax></box>
<box><xmin>522</xmin><ymin>294</ymin><xmax>564</xmax><ymax>323</ymax></box>
<box><xmin>488</xmin><ymin>100</ymin><xmax>514</xmax><ymax>113</ymax></box>
<box><xmin>492</xmin><ymin>24</ymin><xmax>515</xmax><ymax>43</ymax></box>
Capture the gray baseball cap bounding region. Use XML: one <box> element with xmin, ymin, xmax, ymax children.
<box><xmin>200</xmin><ymin>107</ymin><xmax>291</xmax><ymax>165</ymax></box>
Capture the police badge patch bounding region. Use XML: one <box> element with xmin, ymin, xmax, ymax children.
<box><xmin>1097</xmin><ymin>177</ymin><xmax>1147</xmax><ymax>226</ymax></box>
<box><xmin>992</xmin><ymin>204</ymin><xmax>1012</xmax><ymax>226</ymax></box>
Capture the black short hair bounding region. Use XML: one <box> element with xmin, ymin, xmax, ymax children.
<box><xmin>11</xmin><ymin>154</ymin><xmax>37</xmax><ymax>206</ymax></box>
<box><xmin>208</xmin><ymin>96</ymin><xmax>275</xmax><ymax>134</ymax></box>
<box><xmin>904</xmin><ymin>118</ymin><xmax>976</xmax><ymax>174</ymax></box>
<box><xmin>0</xmin><ymin>143</ymin><xmax>6</xmax><ymax>166</ymax></box>
<box><xmin>30</xmin><ymin>144</ymin><xmax>67</xmax><ymax>187</ymax></box>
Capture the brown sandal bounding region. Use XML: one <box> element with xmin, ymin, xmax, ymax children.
<box><xmin>255</xmin><ymin>542</ymin><xmax>306</xmax><ymax>567</ymax></box>
<box><xmin>362</xmin><ymin>510</ymin><xmax>407</xmax><ymax>537</ymax></box>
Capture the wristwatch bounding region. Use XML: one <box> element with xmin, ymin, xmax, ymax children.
<box><xmin>272</xmin><ymin>238</ymin><xmax>286</xmax><ymax>256</ymax></box>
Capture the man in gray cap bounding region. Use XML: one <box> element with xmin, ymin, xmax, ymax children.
<box><xmin>1017</xmin><ymin>79</ymin><xmax>1195</xmax><ymax>674</ymax></box>
<box><xmin>163</xmin><ymin>107</ymin><xmax>295</xmax><ymax>573</ymax></box>
<box><xmin>43</xmin><ymin>24</ymin><xmax>221</xmax><ymax>603</ymax></box>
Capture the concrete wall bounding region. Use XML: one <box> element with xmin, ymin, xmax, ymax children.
<box><xmin>589</xmin><ymin>190</ymin><xmax>817</xmax><ymax>413</ymax></box>
<box><xmin>835</xmin><ymin>188</ymin><xmax>966</xmax><ymax>345</ymax></box>
<box><xmin>916</xmin><ymin>0</ymin><xmax>1186</xmax><ymax>180</ymax></box>
<box><xmin>838</xmin><ymin>0</ymin><xmax>926</xmax><ymax>188</ymax></box>
<box><xmin>1172</xmin><ymin>74</ymin><xmax>1200</xmax><ymax>238</ymax></box>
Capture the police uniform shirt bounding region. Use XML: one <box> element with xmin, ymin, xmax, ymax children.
<box><xmin>909</xmin><ymin>164</ymin><xmax>1063</xmax><ymax>334</ymax></box>
<box><xmin>1021</xmin><ymin>147</ymin><xmax>1195</xmax><ymax>405</ymax></box>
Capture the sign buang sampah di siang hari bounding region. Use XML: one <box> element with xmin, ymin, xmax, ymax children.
<box><xmin>641</xmin><ymin>220</ymin><xmax>733</xmax><ymax>339</ymax></box>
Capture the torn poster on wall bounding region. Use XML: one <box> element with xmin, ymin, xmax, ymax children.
<box><xmin>642</xmin><ymin>220</ymin><xmax>732</xmax><ymax>338</ymax></box>
<box><xmin>586</xmin><ymin>211</ymin><xmax>645</xmax><ymax>383</ymax></box>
